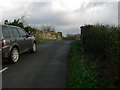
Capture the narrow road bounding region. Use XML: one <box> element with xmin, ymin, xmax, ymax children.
<box><xmin>2</xmin><ymin>41</ymin><xmax>73</xmax><ymax>88</ymax></box>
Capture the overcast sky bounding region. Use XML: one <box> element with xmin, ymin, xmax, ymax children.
<box><xmin>0</xmin><ymin>0</ymin><xmax>119</xmax><ymax>36</ymax></box>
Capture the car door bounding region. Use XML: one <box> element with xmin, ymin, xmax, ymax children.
<box><xmin>1</xmin><ymin>26</ymin><xmax>12</xmax><ymax>56</ymax></box>
<box><xmin>9</xmin><ymin>27</ymin><xmax>25</xmax><ymax>53</ymax></box>
<box><xmin>17</xmin><ymin>28</ymin><xmax>32</xmax><ymax>51</ymax></box>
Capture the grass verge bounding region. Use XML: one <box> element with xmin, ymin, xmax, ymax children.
<box><xmin>67</xmin><ymin>40</ymin><xmax>100</xmax><ymax>88</ymax></box>
<box><xmin>36</xmin><ymin>39</ymin><xmax>62</xmax><ymax>43</ymax></box>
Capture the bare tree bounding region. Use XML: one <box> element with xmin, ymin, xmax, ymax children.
<box><xmin>40</xmin><ymin>25</ymin><xmax>55</xmax><ymax>32</ymax></box>
<box><xmin>19</xmin><ymin>11</ymin><xmax>28</xmax><ymax>26</ymax></box>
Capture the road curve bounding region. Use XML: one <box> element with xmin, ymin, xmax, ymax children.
<box><xmin>2</xmin><ymin>41</ymin><xmax>73</xmax><ymax>88</ymax></box>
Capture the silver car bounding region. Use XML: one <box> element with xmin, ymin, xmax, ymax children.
<box><xmin>0</xmin><ymin>25</ymin><xmax>37</xmax><ymax>64</ymax></box>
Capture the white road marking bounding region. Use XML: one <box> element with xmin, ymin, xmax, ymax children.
<box><xmin>0</xmin><ymin>67</ymin><xmax>8</xmax><ymax>73</ymax></box>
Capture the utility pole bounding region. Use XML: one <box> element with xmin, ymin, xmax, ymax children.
<box><xmin>118</xmin><ymin>1</ymin><xmax>120</xmax><ymax>28</ymax></box>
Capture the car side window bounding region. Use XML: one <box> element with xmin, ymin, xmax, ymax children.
<box><xmin>2</xmin><ymin>26</ymin><xmax>11</xmax><ymax>38</ymax></box>
<box><xmin>10</xmin><ymin>27</ymin><xmax>20</xmax><ymax>38</ymax></box>
<box><xmin>18</xmin><ymin>28</ymin><xmax>27</xmax><ymax>37</ymax></box>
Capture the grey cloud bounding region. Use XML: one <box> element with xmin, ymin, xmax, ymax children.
<box><xmin>22</xmin><ymin>2</ymin><xmax>119</xmax><ymax>35</ymax></box>
<box><xmin>1</xmin><ymin>1</ymin><xmax>118</xmax><ymax>36</ymax></box>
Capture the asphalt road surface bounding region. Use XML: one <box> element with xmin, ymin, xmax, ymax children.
<box><xmin>2</xmin><ymin>41</ymin><xmax>73</xmax><ymax>88</ymax></box>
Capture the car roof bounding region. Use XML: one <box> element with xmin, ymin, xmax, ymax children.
<box><xmin>2</xmin><ymin>24</ymin><xmax>19</xmax><ymax>28</ymax></box>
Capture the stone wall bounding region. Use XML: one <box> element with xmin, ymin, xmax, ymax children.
<box><xmin>30</xmin><ymin>31</ymin><xmax>62</xmax><ymax>40</ymax></box>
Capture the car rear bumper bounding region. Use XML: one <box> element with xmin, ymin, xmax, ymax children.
<box><xmin>1</xmin><ymin>46</ymin><xmax>10</xmax><ymax>58</ymax></box>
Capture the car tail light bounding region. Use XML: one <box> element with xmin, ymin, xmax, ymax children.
<box><xmin>0</xmin><ymin>40</ymin><xmax>6</xmax><ymax>47</ymax></box>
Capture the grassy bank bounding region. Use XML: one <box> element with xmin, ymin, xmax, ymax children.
<box><xmin>67</xmin><ymin>40</ymin><xmax>100</xmax><ymax>88</ymax></box>
<box><xmin>68</xmin><ymin>25</ymin><xmax>120</xmax><ymax>88</ymax></box>
<box><xmin>36</xmin><ymin>39</ymin><xmax>63</xmax><ymax>43</ymax></box>
<box><xmin>81</xmin><ymin>25</ymin><xmax>120</xmax><ymax>88</ymax></box>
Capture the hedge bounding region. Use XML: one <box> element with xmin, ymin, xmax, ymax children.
<box><xmin>81</xmin><ymin>25</ymin><xmax>120</xmax><ymax>60</ymax></box>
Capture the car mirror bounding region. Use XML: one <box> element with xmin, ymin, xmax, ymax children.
<box><xmin>28</xmin><ymin>32</ymin><xmax>31</xmax><ymax>35</ymax></box>
<box><xmin>26</xmin><ymin>34</ymin><xmax>31</xmax><ymax>38</ymax></box>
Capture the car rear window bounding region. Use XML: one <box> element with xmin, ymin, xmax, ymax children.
<box><xmin>2</xmin><ymin>26</ymin><xmax>11</xmax><ymax>38</ymax></box>
<box><xmin>10</xmin><ymin>27</ymin><xmax>20</xmax><ymax>38</ymax></box>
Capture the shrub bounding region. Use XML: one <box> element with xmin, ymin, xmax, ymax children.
<box><xmin>81</xmin><ymin>25</ymin><xmax>120</xmax><ymax>87</ymax></box>
<box><xmin>81</xmin><ymin>25</ymin><xmax>120</xmax><ymax>60</ymax></box>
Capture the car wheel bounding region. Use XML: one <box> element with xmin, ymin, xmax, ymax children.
<box><xmin>9</xmin><ymin>48</ymin><xmax>19</xmax><ymax>64</ymax></box>
<box><xmin>30</xmin><ymin>43</ymin><xmax>37</xmax><ymax>53</ymax></box>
